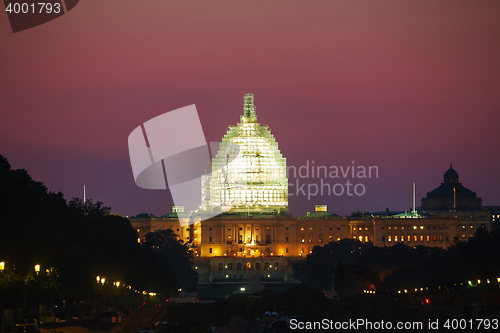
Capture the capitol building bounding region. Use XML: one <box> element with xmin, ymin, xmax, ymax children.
<box><xmin>130</xmin><ymin>94</ymin><xmax>492</xmax><ymax>286</ymax></box>
<box><xmin>201</xmin><ymin>93</ymin><xmax>288</xmax><ymax>214</ymax></box>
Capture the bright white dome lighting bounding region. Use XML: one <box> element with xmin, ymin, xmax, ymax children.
<box><xmin>202</xmin><ymin>94</ymin><xmax>288</xmax><ymax>214</ymax></box>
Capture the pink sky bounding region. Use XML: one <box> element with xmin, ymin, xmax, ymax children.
<box><xmin>1</xmin><ymin>0</ymin><xmax>499</xmax><ymax>216</ymax></box>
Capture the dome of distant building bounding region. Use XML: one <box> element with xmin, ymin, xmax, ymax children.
<box><xmin>443</xmin><ymin>164</ymin><xmax>459</xmax><ymax>184</ymax></box>
<box><xmin>201</xmin><ymin>94</ymin><xmax>288</xmax><ymax>214</ymax></box>
<box><xmin>421</xmin><ymin>163</ymin><xmax>481</xmax><ymax>211</ymax></box>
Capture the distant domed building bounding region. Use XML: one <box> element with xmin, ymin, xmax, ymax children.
<box><xmin>201</xmin><ymin>94</ymin><xmax>288</xmax><ymax>214</ymax></box>
<box><xmin>420</xmin><ymin>163</ymin><xmax>482</xmax><ymax>212</ymax></box>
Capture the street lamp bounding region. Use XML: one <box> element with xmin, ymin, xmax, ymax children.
<box><xmin>35</xmin><ymin>264</ymin><xmax>40</xmax><ymax>275</ymax></box>
<box><xmin>96</xmin><ymin>276</ymin><xmax>100</xmax><ymax>283</ymax></box>
<box><xmin>0</xmin><ymin>261</ymin><xmax>4</xmax><ymax>271</ymax></box>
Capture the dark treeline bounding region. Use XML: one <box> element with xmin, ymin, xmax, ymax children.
<box><xmin>0</xmin><ymin>154</ymin><xmax>197</xmax><ymax>306</ymax></box>
<box><xmin>293</xmin><ymin>227</ymin><xmax>500</xmax><ymax>293</ymax></box>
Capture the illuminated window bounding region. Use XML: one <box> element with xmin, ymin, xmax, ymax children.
<box><xmin>469</xmin><ymin>233</ymin><xmax>474</xmax><ymax>238</ymax></box>
<box><xmin>439</xmin><ymin>235</ymin><xmax>443</xmax><ymax>241</ymax></box>
<box><xmin>310</xmin><ymin>227</ymin><xmax>313</xmax><ymax>231</ymax></box>
<box><xmin>358</xmin><ymin>236</ymin><xmax>363</xmax><ymax>241</ymax></box>
<box><xmin>426</xmin><ymin>235</ymin><xmax>430</xmax><ymax>242</ymax></box>
<box><xmin>469</xmin><ymin>225</ymin><xmax>474</xmax><ymax>229</ymax></box>
<box><xmin>365</xmin><ymin>236</ymin><xmax>368</xmax><ymax>242</ymax></box>
<box><xmin>420</xmin><ymin>235</ymin><xmax>423</xmax><ymax>241</ymax></box>
<box><xmin>359</xmin><ymin>227</ymin><xmax>362</xmax><ymax>230</ymax></box>
<box><xmin>394</xmin><ymin>227</ymin><xmax>397</xmax><ymax>230</ymax></box>
<box><xmin>388</xmin><ymin>226</ymin><xmax>392</xmax><ymax>230</ymax></box>
<box><xmin>329</xmin><ymin>236</ymin><xmax>333</xmax><ymax>240</ymax></box>
<box><xmin>433</xmin><ymin>235</ymin><xmax>436</xmax><ymax>241</ymax></box>
<box><xmin>337</xmin><ymin>237</ymin><xmax>340</xmax><ymax>241</ymax></box>
<box><xmin>247</xmin><ymin>227</ymin><xmax>251</xmax><ymax>231</ymax></box>
<box><xmin>300</xmin><ymin>227</ymin><xmax>304</xmax><ymax>231</ymax></box>
<box><xmin>414</xmin><ymin>235</ymin><xmax>417</xmax><ymax>242</ymax></box>
<box><xmin>420</xmin><ymin>226</ymin><xmax>424</xmax><ymax>230</ymax></box>
<box><xmin>267</xmin><ymin>226</ymin><xmax>270</xmax><ymax>230</ymax></box>
<box><xmin>461</xmin><ymin>233</ymin><xmax>466</xmax><ymax>238</ymax></box>
<box><xmin>462</xmin><ymin>225</ymin><xmax>465</xmax><ymax>229</ymax></box>
<box><xmin>388</xmin><ymin>235</ymin><xmax>392</xmax><ymax>242</ymax></box>
<box><xmin>365</xmin><ymin>227</ymin><xmax>368</xmax><ymax>231</ymax></box>
<box><xmin>395</xmin><ymin>235</ymin><xmax>398</xmax><ymax>241</ymax></box>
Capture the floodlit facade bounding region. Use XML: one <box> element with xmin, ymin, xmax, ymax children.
<box><xmin>202</xmin><ymin>94</ymin><xmax>288</xmax><ymax>214</ymax></box>
<box><xmin>130</xmin><ymin>214</ymin><xmax>489</xmax><ymax>285</ymax></box>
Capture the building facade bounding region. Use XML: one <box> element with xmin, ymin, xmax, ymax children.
<box><xmin>130</xmin><ymin>212</ymin><xmax>490</xmax><ymax>284</ymax></box>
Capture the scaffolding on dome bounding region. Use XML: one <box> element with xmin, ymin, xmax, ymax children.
<box><xmin>201</xmin><ymin>94</ymin><xmax>288</xmax><ymax>214</ymax></box>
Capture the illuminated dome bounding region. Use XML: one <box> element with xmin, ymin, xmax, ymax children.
<box><xmin>202</xmin><ymin>94</ymin><xmax>288</xmax><ymax>214</ymax></box>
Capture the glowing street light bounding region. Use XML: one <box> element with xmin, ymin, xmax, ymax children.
<box><xmin>96</xmin><ymin>276</ymin><xmax>100</xmax><ymax>283</ymax></box>
<box><xmin>0</xmin><ymin>262</ymin><xmax>4</xmax><ymax>271</ymax></box>
<box><xmin>100</xmin><ymin>278</ymin><xmax>105</xmax><ymax>285</ymax></box>
<box><xmin>34</xmin><ymin>264</ymin><xmax>40</xmax><ymax>275</ymax></box>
